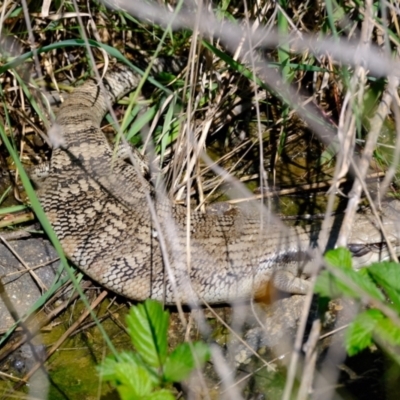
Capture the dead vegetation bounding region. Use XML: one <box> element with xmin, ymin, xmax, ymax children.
<box><xmin>0</xmin><ymin>0</ymin><xmax>400</xmax><ymax>399</ymax></box>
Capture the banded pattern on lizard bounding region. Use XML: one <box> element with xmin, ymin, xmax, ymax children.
<box><xmin>36</xmin><ymin>64</ymin><xmax>400</xmax><ymax>304</ymax></box>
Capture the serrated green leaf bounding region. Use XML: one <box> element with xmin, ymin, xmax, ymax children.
<box><xmin>98</xmin><ymin>352</ymin><xmax>139</xmax><ymax>381</ymax></box>
<box><xmin>98</xmin><ymin>357</ymin><xmax>119</xmax><ymax>381</ymax></box>
<box><xmin>315</xmin><ymin>267</ymin><xmax>384</xmax><ymax>301</ymax></box>
<box><xmin>368</xmin><ymin>262</ymin><xmax>400</xmax><ymax>308</ymax></box>
<box><xmin>126</xmin><ymin>300</ymin><xmax>169</xmax><ymax>368</ymax></box>
<box><xmin>382</xmin><ymin>286</ymin><xmax>400</xmax><ymax>311</ymax></box>
<box><xmin>316</xmin><ymin>249</ymin><xmax>385</xmax><ymax>301</ymax></box>
<box><xmin>375</xmin><ymin>316</ymin><xmax>400</xmax><ymax>347</ymax></box>
<box><xmin>99</xmin><ymin>355</ymin><xmax>156</xmax><ymax>398</ymax></box>
<box><xmin>350</xmin><ymin>268</ymin><xmax>385</xmax><ymax>301</ymax></box>
<box><xmin>325</xmin><ymin>248</ymin><xmax>353</xmax><ymax>269</ymax></box>
<box><xmin>164</xmin><ymin>342</ymin><xmax>210</xmax><ymax>382</ymax></box>
<box><xmin>346</xmin><ymin>309</ymin><xmax>385</xmax><ymax>356</ymax></box>
<box><xmin>368</xmin><ymin>262</ymin><xmax>400</xmax><ymax>291</ymax></box>
<box><xmin>314</xmin><ymin>270</ymin><xmax>345</xmax><ymax>298</ymax></box>
<box><xmin>113</xmin><ymin>351</ymin><xmax>147</xmax><ymax>373</ymax></box>
<box><xmin>116</xmin><ymin>386</ymin><xmax>137</xmax><ymax>400</ymax></box>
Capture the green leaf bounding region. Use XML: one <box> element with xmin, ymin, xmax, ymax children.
<box><xmin>346</xmin><ymin>309</ymin><xmax>384</xmax><ymax>356</ymax></box>
<box><xmin>368</xmin><ymin>262</ymin><xmax>400</xmax><ymax>309</ymax></box>
<box><xmin>314</xmin><ymin>270</ymin><xmax>342</xmax><ymax>298</ymax></box>
<box><xmin>354</xmin><ymin>268</ymin><xmax>386</xmax><ymax>301</ymax></box>
<box><xmin>159</xmin><ymin>97</ymin><xmax>179</xmax><ymax>163</ymax></box>
<box><xmin>315</xmin><ymin>248</ymin><xmax>385</xmax><ymax>301</ymax></box>
<box><xmin>374</xmin><ymin>316</ymin><xmax>400</xmax><ymax>347</ymax></box>
<box><xmin>126</xmin><ymin>300</ymin><xmax>169</xmax><ymax>368</ymax></box>
<box><xmin>99</xmin><ymin>354</ymin><xmax>156</xmax><ymax>398</ymax></box>
<box><xmin>368</xmin><ymin>262</ymin><xmax>400</xmax><ymax>291</ymax></box>
<box><xmin>126</xmin><ymin>105</ymin><xmax>157</xmax><ymax>141</ymax></box>
<box><xmin>164</xmin><ymin>342</ymin><xmax>210</xmax><ymax>382</ymax></box>
<box><xmin>324</xmin><ymin>248</ymin><xmax>353</xmax><ymax>269</ymax></box>
<box><xmin>346</xmin><ymin>308</ymin><xmax>400</xmax><ymax>358</ymax></box>
<box><xmin>315</xmin><ymin>268</ymin><xmax>383</xmax><ymax>301</ymax></box>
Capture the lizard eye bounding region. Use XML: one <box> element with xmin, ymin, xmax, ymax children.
<box><xmin>347</xmin><ymin>243</ymin><xmax>370</xmax><ymax>257</ymax></box>
<box><xmin>348</xmin><ymin>242</ymin><xmax>388</xmax><ymax>257</ymax></box>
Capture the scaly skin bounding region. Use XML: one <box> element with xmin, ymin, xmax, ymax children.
<box><xmin>36</xmin><ymin>65</ymin><xmax>400</xmax><ymax>304</ymax></box>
